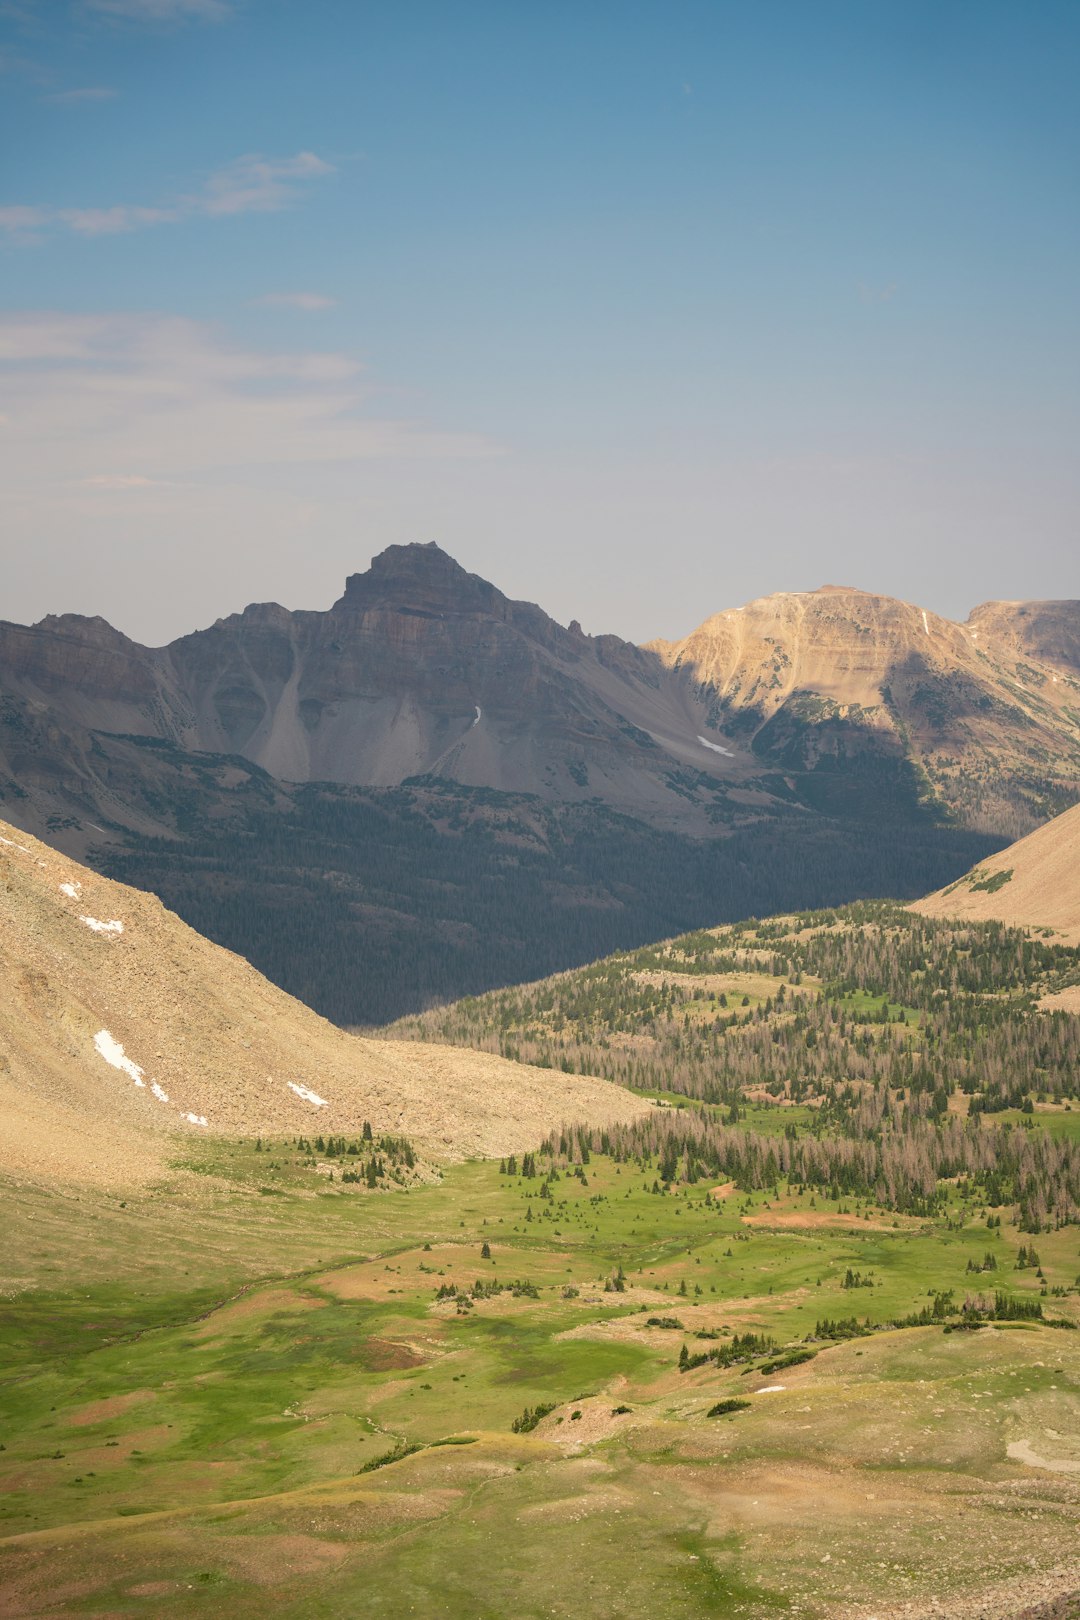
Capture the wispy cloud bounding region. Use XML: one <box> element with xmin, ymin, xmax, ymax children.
<box><xmin>198</xmin><ymin>151</ymin><xmax>334</xmax><ymax>217</ymax></box>
<box><xmin>0</xmin><ymin>150</ymin><xmax>334</xmax><ymax>241</ymax></box>
<box><xmin>857</xmin><ymin>281</ymin><xmax>899</xmax><ymax>306</ymax></box>
<box><xmin>0</xmin><ymin>312</ymin><xmax>497</xmax><ymax>496</ymax></box>
<box><xmin>83</xmin><ymin>0</ymin><xmax>231</xmax><ymax>21</ymax></box>
<box><xmin>84</xmin><ymin>473</ymin><xmax>162</xmax><ymax>488</ymax></box>
<box><xmin>255</xmin><ymin>291</ymin><xmax>338</xmax><ymax>312</ymax></box>
<box><xmin>46</xmin><ymin>86</ymin><xmax>118</xmax><ymax>104</ymax></box>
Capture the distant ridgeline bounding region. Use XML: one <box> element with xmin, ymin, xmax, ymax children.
<box><xmin>391</xmin><ymin>904</ymin><xmax>1080</xmax><ymax>1230</ymax></box>
<box><xmin>6</xmin><ymin>548</ymin><xmax>1079</xmax><ymax>1021</ymax></box>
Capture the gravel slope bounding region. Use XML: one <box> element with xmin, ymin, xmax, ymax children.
<box><xmin>0</xmin><ymin>819</ymin><xmax>648</xmax><ymax>1189</ymax></box>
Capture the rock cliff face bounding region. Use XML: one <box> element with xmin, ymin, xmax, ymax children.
<box><xmin>650</xmin><ymin>586</ymin><xmax>1080</xmax><ymax>835</ymax></box>
<box><xmin>2</xmin><ymin>551</ymin><xmax>1078</xmax><ymax>854</ymax></box>
<box><xmin>0</xmin><ymin>543</ymin><xmax>748</xmax><ymax>841</ymax></box>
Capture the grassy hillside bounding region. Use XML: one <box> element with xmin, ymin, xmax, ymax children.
<box><xmin>1</xmin><ymin>1140</ymin><xmax>1078</xmax><ymax>1619</ymax></box>
<box><xmin>3</xmin><ymin>904</ymin><xmax>1079</xmax><ymax>1616</ymax></box>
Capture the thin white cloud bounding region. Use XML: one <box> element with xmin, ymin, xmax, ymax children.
<box><xmin>256</xmin><ymin>292</ymin><xmax>338</xmax><ymax>311</ymax></box>
<box><xmin>85</xmin><ymin>473</ymin><xmax>162</xmax><ymax>488</ymax></box>
<box><xmin>857</xmin><ymin>281</ymin><xmax>899</xmax><ymax>306</ymax></box>
<box><xmin>46</xmin><ymin>86</ymin><xmax>119</xmax><ymax>104</ymax></box>
<box><xmin>0</xmin><ymin>312</ymin><xmax>498</xmax><ymax>496</ymax></box>
<box><xmin>84</xmin><ymin>0</ymin><xmax>231</xmax><ymax>21</ymax></box>
<box><xmin>198</xmin><ymin>151</ymin><xmax>334</xmax><ymax>217</ymax></box>
<box><xmin>0</xmin><ymin>205</ymin><xmax>49</xmax><ymax>239</ymax></box>
<box><xmin>0</xmin><ymin>150</ymin><xmax>334</xmax><ymax>241</ymax></box>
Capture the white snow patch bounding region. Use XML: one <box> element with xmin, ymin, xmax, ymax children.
<box><xmin>59</xmin><ymin>881</ymin><xmax>82</xmax><ymax>899</ymax></box>
<box><xmin>80</xmin><ymin>916</ymin><xmax>124</xmax><ymax>936</ymax></box>
<box><xmin>921</xmin><ymin>609</ymin><xmax>930</xmax><ymax>637</ymax></box>
<box><xmin>288</xmin><ymin>1081</ymin><xmax>329</xmax><ymax>1107</ymax></box>
<box><xmin>472</xmin><ymin>705</ymin><xmax>482</xmax><ymax>726</ymax></box>
<box><xmin>697</xmin><ymin>735</ymin><xmax>733</xmax><ymax>757</ymax></box>
<box><xmin>151</xmin><ymin>1081</ymin><xmax>170</xmax><ymax>1103</ymax></box>
<box><xmin>0</xmin><ymin>834</ymin><xmax>30</xmax><ymax>853</ymax></box>
<box><xmin>753</xmin><ymin>1385</ymin><xmax>786</xmax><ymax>1395</ymax></box>
<box><xmin>94</xmin><ymin>1029</ymin><xmax>145</xmax><ymax>1088</ymax></box>
<box><xmin>183</xmin><ymin>1112</ymin><xmax>208</xmax><ymax>1128</ymax></box>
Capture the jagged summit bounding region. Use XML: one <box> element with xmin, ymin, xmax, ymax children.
<box><xmin>337</xmin><ymin>542</ymin><xmax>508</xmax><ymax>617</ymax></box>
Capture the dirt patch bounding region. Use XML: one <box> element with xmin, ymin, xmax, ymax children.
<box><xmin>742</xmin><ymin>1210</ymin><xmax>900</xmax><ymax>1233</ymax></box>
<box><xmin>711</xmin><ymin>1182</ymin><xmax>736</xmax><ymax>1199</ymax></box>
<box><xmin>208</xmin><ymin>1530</ymin><xmax>351</xmax><ymax>1586</ymax></box>
<box><xmin>535</xmin><ymin>1397</ymin><xmax>641</xmax><ymax>1453</ymax></box>
<box><xmin>361</xmin><ymin>1338</ymin><xmax>426</xmax><ymax>1372</ymax></box>
<box><xmin>68</xmin><ymin>1389</ymin><xmax>154</xmax><ymax>1428</ymax></box>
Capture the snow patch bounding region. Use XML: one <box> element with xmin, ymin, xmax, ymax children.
<box><xmin>94</xmin><ymin>1029</ymin><xmax>145</xmax><ymax>1088</ymax></box>
<box><xmin>0</xmin><ymin>834</ymin><xmax>30</xmax><ymax>853</ymax></box>
<box><xmin>472</xmin><ymin>705</ymin><xmax>482</xmax><ymax>726</ymax></box>
<box><xmin>921</xmin><ymin>609</ymin><xmax>930</xmax><ymax>637</ymax></box>
<box><xmin>80</xmin><ymin>916</ymin><xmax>124</xmax><ymax>936</ymax></box>
<box><xmin>288</xmin><ymin>1081</ymin><xmax>329</xmax><ymax>1107</ymax></box>
<box><xmin>697</xmin><ymin>735</ymin><xmax>733</xmax><ymax>758</ymax></box>
<box><xmin>183</xmin><ymin>1112</ymin><xmax>209</xmax><ymax>1128</ymax></box>
<box><xmin>151</xmin><ymin>1081</ymin><xmax>170</xmax><ymax>1103</ymax></box>
<box><xmin>59</xmin><ymin>882</ymin><xmax>82</xmax><ymax>899</ymax></box>
<box><xmin>753</xmin><ymin>1385</ymin><xmax>786</xmax><ymax>1395</ymax></box>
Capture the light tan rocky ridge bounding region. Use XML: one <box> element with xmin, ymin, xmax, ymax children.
<box><xmin>0</xmin><ymin>818</ymin><xmax>648</xmax><ymax>1190</ymax></box>
<box><xmin>650</xmin><ymin>586</ymin><xmax>1080</xmax><ymax>836</ymax></box>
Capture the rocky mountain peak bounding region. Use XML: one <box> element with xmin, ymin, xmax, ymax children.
<box><xmin>336</xmin><ymin>542</ymin><xmax>507</xmax><ymax>619</ymax></box>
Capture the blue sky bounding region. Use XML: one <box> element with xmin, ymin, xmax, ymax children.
<box><xmin>1</xmin><ymin>0</ymin><xmax>1078</xmax><ymax>642</ymax></box>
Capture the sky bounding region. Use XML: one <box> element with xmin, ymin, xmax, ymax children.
<box><xmin>1</xmin><ymin>0</ymin><xmax>1078</xmax><ymax>646</ymax></box>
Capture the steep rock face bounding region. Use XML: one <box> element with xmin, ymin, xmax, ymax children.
<box><xmin>0</xmin><ymin>544</ymin><xmax>747</xmax><ymax>839</ymax></box>
<box><xmin>650</xmin><ymin>585</ymin><xmax>1080</xmax><ymax>834</ymax></box>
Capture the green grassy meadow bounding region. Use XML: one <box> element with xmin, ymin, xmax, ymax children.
<box><xmin>2</xmin><ymin>1144</ymin><xmax>1078</xmax><ymax>1619</ymax></box>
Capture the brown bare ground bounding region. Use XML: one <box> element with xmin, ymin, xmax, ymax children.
<box><xmin>742</xmin><ymin>1209</ymin><xmax>904</xmax><ymax>1233</ymax></box>
<box><xmin>913</xmin><ymin>800</ymin><xmax>1080</xmax><ymax>942</ymax></box>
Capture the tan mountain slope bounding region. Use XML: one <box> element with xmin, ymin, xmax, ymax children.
<box><xmin>913</xmin><ymin>799</ymin><xmax>1080</xmax><ymax>946</ymax></box>
<box><xmin>649</xmin><ymin>585</ymin><xmax>1080</xmax><ymax>835</ymax></box>
<box><xmin>0</xmin><ymin>820</ymin><xmax>648</xmax><ymax>1190</ymax></box>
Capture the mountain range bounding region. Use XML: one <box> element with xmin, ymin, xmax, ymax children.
<box><xmin>2</xmin><ymin>544</ymin><xmax>1078</xmax><ymax>1021</ymax></box>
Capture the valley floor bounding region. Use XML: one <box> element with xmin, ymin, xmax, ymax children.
<box><xmin>1</xmin><ymin>1145</ymin><xmax>1077</xmax><ymax>1619</ymax></box>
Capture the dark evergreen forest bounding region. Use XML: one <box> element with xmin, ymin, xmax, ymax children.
<box><xmin>97</xmin><ymin>776</ymin><xmax>999</xmax><ymax>1024</ymax></box>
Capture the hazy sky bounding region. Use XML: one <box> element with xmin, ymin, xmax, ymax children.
<box><xmin>1</xmin><ymin>0</ymin><xmax>1077</xmax><ymax>645</ymax></box>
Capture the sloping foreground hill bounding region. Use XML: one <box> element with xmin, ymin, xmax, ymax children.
<box><xmin>0</xmin><ymin>819</ymin><xmax>647</xmax><ymax>1189</ymax></box>
<box><xmin>914</xmin><ymin>800</ymin><xmax>1080</xmax><ymax>944</ymax></box>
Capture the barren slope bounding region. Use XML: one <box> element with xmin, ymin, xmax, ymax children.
<box><xmin>0</xmin><ymin>820</ymin><xmax>648</xmax><ymax>1190</ymax></box>
<box><xmin>913</xmin><ymin>799</ymin><xmax>1080</xmax><ymax>943</ymax></box>
<box><xmin>650</xmin><ymin>585</ymin><xmax>1080</xmax><ymax>834</ymax></box>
